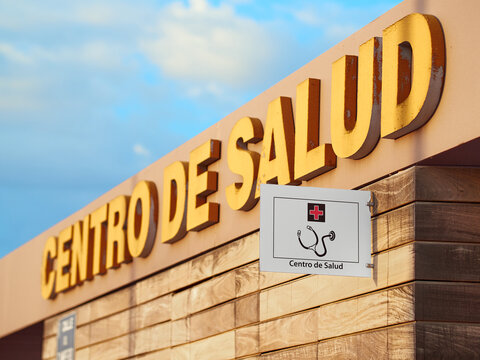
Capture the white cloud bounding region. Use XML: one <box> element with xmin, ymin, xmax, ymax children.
<box><xmin>140</xmin><ymin>0</ymin><xmax>277</xmax><ymax>90</ymax></box>
<box><xmin>0</xmin><ymin>43</ymin><xmax>32</xmax><ymax>65</ymax></box>
<box><xmin>291</xmin><ymin>1</ymin><xmax>396</xmax><ymax>43</ymax></box>
<box><xmin>133</xmin><ymin>144</ymin><xmax>151</xmax><ymax>157</ymax></box>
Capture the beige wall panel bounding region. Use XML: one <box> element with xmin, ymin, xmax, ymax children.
<box><xmin>365</xmin><ymin>166</ymin><xmax>480</xmax><ymax>216</ymax></box>
<box><xmin>317</xmin><ymin>291</ymin><xmax>387</xmax><ymax>340</ymax></box>
<box><xmin>317</xmin><ymin>327</ymin><xmax>390</xmax><ymax>360</ymax></box>
<box><xmin>135</xmin><ymin>270</ymin><xmax>171</xmax><ymax>305</ymax></box>
<box><xmin>259</xmin><ymin>270</ymin><xmax>305</xmax><ymax>290</ymax></box>
<box><xmin>190</xmin><ymin>302</ymin><xmax>235</xmax><ymax>341</ymax></box>
<box><xmin>135</xmin><ymin>294</ymin><xmax>171</xmax><ymax>330</ymax></box>
<box><xmin>261</xmin><ymin>343</ymin><xmax>317</xmax><ymax>359</ymax></box>
<box><xmin>89</xmin><ymin>287</ymin><xmax>134</xmax><ymax>323</ymax></box>
<box><xmin>188</xmin><ymin>271</ymin><xmax>236</xmax><ymax>314</ymax></box>
<box><xmin>387</xmin><ymin>323</ymin><xmax>415</xmax><ymax>360</ymax></box>
<box><xmin>168</xmin><ymin>261</ymin><xmax>190</xmax><ymax>292</ymax></box>
<box><xmin>236</xmin><ymin>293</ymin><xmax>259</xmax><ymax>327</ymax></box>
<box><xmin>171</xmin><ymin>318</ymin><xmax>189</xmax><ymax>347</ymax></box>
<box><xmin>235</xmin><ymin>324</ymin><xmax>259</xmax><ymax>358</ymax></box>
<box><xmin>133</xmin><ymin>322</ymin><xmax>171</xmax><ymax>355</ymax></box>
<box><xmin>372</xmin><ymin>205</ymin><xmax>415</xmax><ymax>253</ymax></box>
<box><xmin>171</xmin><ymin>289</ymin><xmax>190</xmax><ymax>320</ymax></box>
<box><xmin>189</xmin><ymin>331</ymin><xmax>236</xmax><ymax>360</ymax></box>
<box><xmin>75</xmin><ymin>324</ymin><xmax>90</xmax><ymax>349</ymax></box>
<box><xmin>89</xmin><ymin>334</ymin><xmax>130</xmax><ymax>360</ymax></box>
<box><xmin>259</xmin><ymin>310</ymin><xmax>317</xmax><ymax>353</ymax></box>
<box><xmin>235</xmin><ymin>262</ymin><xmax>260</xmax><ymax>297</ymax></box>
<box><xmin>317</xmin><ymin>335</ymin><xmax>358</xmax><ymax>360</ymax></box>
<box><xmin>89</xmin><ymin>309</ymin><xmax>131</xmax><ymax>345</ymax></box>
<box><xmin>357</xmin><ymin>330</ymin><xmax>389</xmax><ymax>360</ymax></box>
<box><xmin>171</xmin><ymin>342</ymin><xmax>190</xmax><ymax>360</ymax></box>
<box><xmin>134</xmin><ymin>348</ymin><xmax>171</xmax><ymax>360</ymax></box>
<box><xmin>260</xmin><ymin>243</ymin><xmax>412</xmax><ymax>321</ymax></box>
<box><xmin>43</xmin><ymin>317</ymin><xmax>58</xmax><ymax>339</ymax></box>
<box><xmin>387</xmin><ymin>284</ymin><xmax>415</xmax><ymax>326</ymax></box>
<box><xmin>41</xmin><ymin>335</ymin><xmax>56</xmax><ymax>359</ymax></box>
<box><xmin>75</xmin><ymin>347</ymin><xmax>89</xmax><ymax>360</ymax></box>
<box><xmin>212</xmin><ymin>232</ymin><xmax>259</xmax><ymax>275</ymax></box>
<box><xmin>75</xmin><ymin>304</ymin><xmax>91</xmax><ymax>327</ymax></box>
<box><xmin>189</xmin><ymin>253</ymin><xmax>214</xmax><ymax>286</ymax></box>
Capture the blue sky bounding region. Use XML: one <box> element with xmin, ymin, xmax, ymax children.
<box><xmin>0</xmin><ymin>0</ymin><xmax>401</xmax><ymax>258</ymax></box>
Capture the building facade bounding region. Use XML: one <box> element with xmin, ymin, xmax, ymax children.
<box><xmin>1</xmin><ymin>0</ymin><xmax>480</xmax><ymax>358</ymax></box>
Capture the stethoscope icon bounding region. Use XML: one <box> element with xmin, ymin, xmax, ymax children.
<box><xmin>297</xmin><ymin>225</ymin><xmax>336</xmax><ymax>257</ymax></box>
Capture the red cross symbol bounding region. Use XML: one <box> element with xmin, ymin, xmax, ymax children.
<box><xmin>309</xmin><ymin>205</ymin><xmax>324</xmax><ymax>220</ymax></box>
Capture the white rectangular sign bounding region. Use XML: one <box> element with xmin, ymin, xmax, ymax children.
<box><xmin>260</xmin><ymin>184</ymin><xmax>372</xmax><ymax>277</ymax></box>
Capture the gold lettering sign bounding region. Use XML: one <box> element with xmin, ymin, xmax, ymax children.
<box><xmin>41</xmin><ymin>13</ymin><xmax>445</xmax><ymax>300</ymax></box>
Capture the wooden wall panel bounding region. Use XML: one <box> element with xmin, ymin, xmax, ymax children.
<box><xmin>189</xmin><ymin>302</ymin><xmax>235</xmax><ymax>341</ymax></box>
<box><xmin>188</xmin><ymin>271</ymin><xmax>236</xmax><ymax>314</ymax></box>
<box><xmin>134</xmin><ymin>294</ymin><xmax>171</xmax><ymax>330</ymax></box>
<box><xmin>88</xmin><ymin>334</ymin><xmax>130</xmax><ymax>360</ymax></box>
<box><xmin>416</xmin><ymin>322</ymin><xmax>480</xmax><ymax>359</ymax></box>
<box><xmin>259</xmin><ymin>310</ymin><xmax>317</xmax><ymax>352</ymax></box>
<box><xmin>235</xmin><ymin>293</ymin><xmax>259</xmax><ymax>327</ymax></box>
<box><xmin>261</xmin><ymin>344</ymin><xmax>317</xmax><ymax>360</ymax></box>
<box><xmin>40</xmin><ymin>166</ymin><xmax>480</xmax><ymax>360</ymax></box>
<box><xmin>189</xmin><ymin>331</ymin><xmax>236</xmax><ymax>360</ymax></box>
<box><xmin>235</xmin><ymin>325</ymin><xmax>258</xmax><ymax>358</ymax></box>
<box><xmin>133</xmin><ymin>322</ymin><xmax>171</xmax><ymax>356</ymax></box>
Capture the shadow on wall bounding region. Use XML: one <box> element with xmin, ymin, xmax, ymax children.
<box><xmin>0</xmin><ymin>322</ymin><xmax>43</xmax><ymax>359</ymax></box>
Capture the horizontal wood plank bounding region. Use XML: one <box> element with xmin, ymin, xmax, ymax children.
<box><xmin>133</xmin><ymin>322</ymin><xmax>171</xmax><ymax>355</ymax></box>
<box><xmin>135</xmin><ymin>270</ymin><xmax>171</xmax><ymax>305</ymax></box>
<box><xmin>89</xmin><ymin>309</ymin><xmax>131</xmax><ymax>345</ymax></box>
<box><xmin>363</xmin><ymin>166</ymin><xmax>415</xmax><ymax>216</ymax></box>
<box><xmin>41</xmin><ymin>335</ymin><xmax>56</xmax><ymax>359</ymax></box>
<box><xmin>135</xmin><ymin>294</ymin><xmax>171</xmax><ymax>330</ymax></box>
<box><xmin>415</xmin><ymin>282</ymin><xmax>480</xmax><ymax>322</ymax></box>
<box><xmin>188</xmin><ymin>271</ymin><xmax>236</xmax><ymax>314</ymax></box>
<box><xmin>317</xmin><ymin>290</ymin><xmax>388</xmax><ymax>340</ymax></box>
<box><xmin>171</xmin><ymin>318</ymin><xmax>189</xmax><ymax>347</ymax></box>
<box><xmin>364</xmin><ymin>166</ymin><xmax>480</xmax><ymax>216</ymax></box>
<box><xmin>133</xmin><ymin>348</ymin><xmax>171</xmax><ymax>360</ymax></box>
<box><xmin>415</xmin><ymin>202</ymin><xmax>480</xmax><ymax>243</ymax></box>
<box><xmin>387</xmin><ymin>323</ymin><xmax>415</xmax><ymax>360</ymax></box>
<box><xmin>189</xmin><ymin>330</ymin><xmax>235</xmax><ymax>360</ymax></box>
<box><xmin>190</xmin><ymin>302</ymin><xmax>235</xmax><ymax>341</ymax></box>
<box><xmin>259</xmin><ymin>310</ymin><xmax>317</xmax><ymax>352</ymax></box>
<box><xmin>414</xmin><ymin>167</ymin><xmax>480</xmax><ymax>204</ymax></box>
<box><xmin>236</xmin><ymin>293</ymin><xmax>259</xmax><ymax>327</ymax></box>
<box><xmin>260</xmin><ymin>243</ymin><xmax>413</xmax><ymax>321</ymax></box>
<box><xmin>387</xmin><ymin>284</ymin><xmax>415</xmax><ymax>325</ymax></box>
<box><xmin>235</xmin><ymin>324</ymin><xmax>259</xmax><ymax>358</ymax></box>
<box><xmin>416</xmin><ymin>322</ymin><xmax>480</xmax><ymax>359</ymax></box>
<box><xmin>88</xmin><ymin>334</ymin><xmax>130</xmax><ymax>360</ymax></box>
<box><xmin>212</xmin><ymin>232</ymin><xmax>259</xmax><ymax>275</ymax></box>
<box><xmin>415</xmin><ymin>242</ymin><xmax>480</xmax><ymax>281</ymax></box>
<box><xmin>171</xmin><ymin>289</ymin><xmax>190</xmax><ymax>320</ymax></box>
<box><xmin>317</xmin><ymin>324</ymin><xmax>414</xmax><ymax>360</ymax></box>
<box><xmin>261</xmin><ymin>344</ymin><xmax>317</xmax><ymax>359</ymax></box>
<box><xmin>89</xmin><ymin>287</ymin><xmax>134</xmax><ymax>323</ymax></box>
<box><xmin>236</xmin><ymin>262</ymin><xmax>260</xmax><ymax>297</ymax></box>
